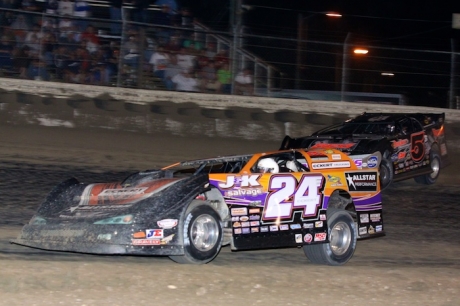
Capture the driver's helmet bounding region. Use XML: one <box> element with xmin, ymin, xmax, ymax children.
<box><xmin>386</xmin><ymin>124</ymin><xmax>395</xmax><ymax>134</ymax></box>
<box><xmin>257</xmin><ymin>158</ymin><xmax>279</xmax><ymax>173</ymax></box>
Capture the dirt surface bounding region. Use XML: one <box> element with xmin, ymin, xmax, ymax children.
<box><xmin>1</xmin><ymin>124</ymin><xmax>460</xmax><ymax>306</ymax></box>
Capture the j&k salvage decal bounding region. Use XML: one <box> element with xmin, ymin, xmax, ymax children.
<box><xmin>345</xmin><ymin>172</ymin><xmax>378</xmax><ymax>192</ymax></box>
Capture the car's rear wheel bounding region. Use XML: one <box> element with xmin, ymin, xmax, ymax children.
<box><xmin>303</xmin><ymin>209</ymin><xmax>357</xmax><ymax>266</ymax></box>
<box><xmin>170</xmin><ymin>201</ymin><xmax>222</xmax><ymax>264</ymax></box>
<box><xmin>379</xmin><ymin>157</ymin><xmax>393</xmax><ymax>190</ymax></box>
<box><xmin>414</xmin><ymin>147</ymin><xmax>441</xmax><ymax>185</ymax></box>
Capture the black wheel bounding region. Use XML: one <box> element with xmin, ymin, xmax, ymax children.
<box><xmin>379</xmin><ymin>157</ymin><xmax>393</xmax><ymax>190</ymax></box>
<box><xmin>170</xmin><ymin>201</ymin><xmax>222</xmax><ymax>264</ymax></box>
<box><xmin>414</xmin><ymin>150</ymin><xmax>441</xmax><ymax>185</ymax></box>
<box><xmin>303</xmin><ymin>209</ymin><xmax>357</xmax><ymax>266</ymax></box>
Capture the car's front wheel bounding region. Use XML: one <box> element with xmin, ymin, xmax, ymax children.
<box><xmin>303</xmin><ymin>209</ymin><xmax>357</xmax><ymax>266</ymax></box>
<box><xmin>379</xmin><ymin>157</ymin><xmax>394</xmax><ymax>190</ymax></box>
<box><xmin>170</xmin><ymin>201</ymin><xmax>222</xmax><ymax>264</ymax></box>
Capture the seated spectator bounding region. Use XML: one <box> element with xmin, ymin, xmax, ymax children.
<box><xmin>199</xmin><ymin>60</ymin><xmax>220</xmax><ymax>92</ymax></box>
<box><xmin>153</xmin><ymin>4</ymin><xmax>172</xmax><ymax>45</ymax></box>
<box><xmin>58</xmin><ymin>14</ymin><xmax>76</xmax><ymax>39</ymax></box>
<box><xmin>40</xmin><ymin>30</ymin><xmax>57</xmax><ymax>67</ymax></box>
<box><xmin>73</xmin><ymin>0</ymin><xmax>91</xmax><ymax>31</ymax></box>
<box><xmin>12</xmin><ymin>45</ymin><xmax>31</xmax><ymax>78</ymax></box>
<box><xmin>80</xmin><ymin>24</ymin><xmax>100</xmax><ymax>54</ymax></box>
<box><xmin>234</xmin><ymin>68</ymin><xmax>254</xmax><ymax>95</ymax></box>
<box><xmin>10</xmin><ymin>14</ymin><xmax>31</xmax><ymax>45</ymax></box>
<box><xmin>24</xmin><ymin>23</ymin><xmax>43</xmax><ymax>57</ymax></box>
<box><xmin>27</xmin><ymin>57</ymin><xmax>50</xmax><ymax>81</ymax></box>
<box><xmin>173</xmin><ymin>7</ymin><xmax>194</xmax><ymax>30</ymax></box>
<box><xmin>217</xmin><ymin>62</ymin><xmax>231</xmax><ymax>94</ymax></box>
<box><xmin>214</xmin><ymin>48</ymin><xmax>230</xmax><ymax>69</ymax></box>
<box><xmin>131</xmin><ymin>0</ymin><xmax>150</xmax><ymax>24</ymax></box>
<box><xmin>149</xmin><ymin>45</ymin><xmax>169</xmax><ymax>80</ymax></box>
<box><xmin>45</xmin><ymin>0</ymin><xmax>59</xmax><ymax>14</ymax></box>
<box><xmin>58</xmin><ymin>0</ymin><xmax>74</xmax><ymax>16</ymax></box>
<box><xmin>108</xmin><ymin>0</ymin><xmax>122</xmax><ymax>35</ymax></box>
<box><xmin>176</xmin><ymin>46</ymin><xmax>195</xmax><ymax>72</ymax></box>
<box><xmin>163</xmin><ymin>53</ymin><xmax>181</xmax><ymax>90</ymax></box>
<box><xmin>171</xmin><ymin>69</ymin><xmax>198</xmax><ymax>92</ymax></box>
<box><xmin>122</xmin><ymin>34</ymin><xmax>140</xmax><ymax>68</ymax></box>
<box><xmin>53</xmin><ymin>44</ymin><xmax>70</xmax><ymax>80</ymax></box>
<box><xmin>195</xmin><ymin>48</ymin><xmax>210</xmax><ymax>71</ymax></box>
<box><xmin>0</xmin><ymin>34</ymin><xmax>14</xmax><ymax>69</ymax></box>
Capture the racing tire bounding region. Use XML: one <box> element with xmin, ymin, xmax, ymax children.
<box><xmin>414</xmin><ymin>150</ymin><xmax>441</xmax><ymax>185</ymax></box>
<box><xmin>379</xmin><ymin>157</ymin><xmax>393</xmax><ymax>190</ymax></box>
<box><xmin>170</xmin><ymin>201</ymin><xmax>223</xmax><ymax>264</ymax></box>
<box><xmin>303</xmin><ymin>209</ymin><xmax>357</xmax><ymax>266</ymax></box>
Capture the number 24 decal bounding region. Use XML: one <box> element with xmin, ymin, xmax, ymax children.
<box><xmin>263</xmin><ymin>174</ymin><xmax>324</xmax><ymax>221</ymax></box>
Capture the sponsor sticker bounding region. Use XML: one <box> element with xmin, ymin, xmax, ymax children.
<box><xmin>249</xmin><ymin>208</ymin><xmax>261</xmax><ymax>214</ymax></box>
<box><xmin>315</xmin><ymin>221</ymin><xmax>323</xmax><ymax>228</ymax></box>
<box><xmin>157</xmin><ymin>219</ymin><xmax>178</xmax><ymax>229</ymax></box>
<box><xmin>319</xmin><ymin>214</ymin><xmax>327</xmax><ymax>221</ymax></box>
<box><xmin>242</xmin><ymin>228</ymin><xmax>250</xmax><ymax>234</ymax></box>
<box><xmin>146</xmin><ymin>229</ymin><xmax>163</xmax><ymax>239</ymax></box>
<box><xmin>290</xmin><ymin>224</ymin><xmax>301</xmax><ymax>230</ymax></box>
<box><xmin>280</xmin><ymin>224</ymin><xmax>289</xmax><ymax>231</ymax></box>
<box><xmin>250</xmin><ymin>221</ymin><xmax>260</xmax><ymax>227</ymax></box>
<box><xmin>304</xmin><ymin>233</ymin><xmax>313</xmax><ymax>243</ymax></box>
<box><xmin>241</xmin><ymin>222</ymin><xmax>250</xmax><ymax>227</ymax></box>
<box><xmin>359</xmin><ymin>226</ymin><xmax>368</xmax><ymax>235</ymax></box>
<box><xmin>249</xmin><ymin>215</ymin><xmax>260</xmax><ymax>221</ymax></box>
<box><xmin>240</xmin><ymin>216</ymin><xmax>249</xmax><ymax>222</ymax></box>
<box><xmin>251</xmin><ymin>227</ymin><xmax>259</xmax><ymax>233</ymax></box>
<box><xmin>260</xmin><ymin>226</ymin><xmax>269</xmax><ymax>232</ymax></box>
<box><xmin>312</xmin><ymin>161</ymin><xmax>351</xmax><ymax>170</ymax></box>
<box><xmin>376</xmin><ymin>225</ymin><xmax>383</xmax><ymax>232</ymax></box>
<box><xmin>132</xmin><ymin>239</ymin><xmax>161</xmax><ymax>246</ymax></box>
<box><xmin>314</xmin><ymin>232</ymin><xmax>327</xmax><ymax>241</ymax></box>
<box><xmin>234</xmin><ymin>228</ymin><xmax>242</xmax><ymax>234</ymax></box>
<box><xmin>370</xmin><ymin>213</ymin><xmax>381</xmax><ymax>222</ymax></box>
<box><xmin>270</xmin><ymin>225</ymin><xmax>279</xmax><ymax>232</ymax></box>
<box><xmin>367</xmin><ymin>156</ymin><xmax>379</xmax><ymax>168</ymax></box>
<box><xmin>233</xmin><ymin>222</ymin><xmax>241</xmax><ymax>228</ymax></box>
<box><xmin>354</xmin><ymin>159</ymin><xmax>363</xmax><ymax>168</ymax></box>
<box><xmin>368</xmin><ymin>225</ymin><xmax>375</xmax><ymax>234</ymax></box>
<box><xmin>360</xmin><ymin>214</ymin><xmax>369</xmax><ymax>223</ymax></box>
<box><xmin>295</xmin><ymin>234</ymin><xmax>303</xmax><ymax>243</ymax></box>
<box><xmin>231</xmin><ymin>207</ymin><xmax>248</xmax><ymax>216</ymax></box>
<box><xmin>331</xmin><ymin>154</ymin><xmax>342</xmax><ymax>160</ymax></box>
<box><xmin>303</xmin><ymin>223</ymin><xmax>314</xmax><ymax>229</ymax></box>
<box><xmin>97</xmin><ymin>233</ymin><xmax>111</xmax><ymax>240</ymax></box>
<box><xmin>345</xmin><ymin>172</ymin><xmax>378</xmax><ymax>192</ymax></box>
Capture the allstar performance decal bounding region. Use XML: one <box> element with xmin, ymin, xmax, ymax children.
<box><xmin>345</xmin><ymin>172</ymin><xmax>378</xmax><ymax>192</ymax></box>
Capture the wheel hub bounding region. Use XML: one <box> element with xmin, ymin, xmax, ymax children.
<box><xmin>190</xmin><ymin>214</ymin><xmax>219</xmax><ymax>252</ymax></box>
<box><xmin>330</xmin><ymin>221</ymin><xmax>352</xmax><ymax>256</ymax></box>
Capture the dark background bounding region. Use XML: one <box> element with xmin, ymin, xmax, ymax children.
<box><xmin>178</xmin><ymin>0</ymin><xmax>460</xmax><ymax>107</ymax></box>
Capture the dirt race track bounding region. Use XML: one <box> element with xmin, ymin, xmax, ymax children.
<box><xmin>0</xmin><ymin>124</ymin><xmax>459</xmax><ymax>306</ymax></box>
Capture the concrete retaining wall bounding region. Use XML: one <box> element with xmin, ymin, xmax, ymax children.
<box><xmin>1</xmin><ymin>78</ymin><xmax>460</xmax><ymax>148</ymax></box>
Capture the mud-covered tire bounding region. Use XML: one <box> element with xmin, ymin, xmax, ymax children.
<box><xmin>170</xmin><ymin>201</ymin><xmax>223</xmax><ymax>264</ymax></box>
<box><xmin>303</xmin><ymin>209</ymin><xmax>357</xmax><ymax>266</ymax></box>
<box><xmin>414</xmin><ymin>149</ymin><xmax>441</xmax><ymax>185</ymax></box>
<box><xmin>379</xmin><ymin>157</ymin><xmax>394</xmax><ymax>190</ymax></box>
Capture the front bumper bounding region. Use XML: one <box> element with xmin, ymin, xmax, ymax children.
<box><xmin>11</xmin><ymin>224</ymin><xmax>184</xmax><ymax>256</ymax></box>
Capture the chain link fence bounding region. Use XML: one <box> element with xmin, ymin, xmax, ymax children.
<box><xmin>0</xmin><ymin>7</ymin><xmax>457</xmax><ymax>107</ymax></box>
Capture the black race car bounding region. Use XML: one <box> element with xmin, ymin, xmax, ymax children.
<box><xmin>280</xmin><ymin>113</ymin><xmax>449</xmax><ymax>189</ymax></box>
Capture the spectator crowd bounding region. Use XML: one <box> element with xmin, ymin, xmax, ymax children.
<box><xmin>0</xmin><ymin>0</ymin><xmax>254</xmax><ymax>95</ymax></box>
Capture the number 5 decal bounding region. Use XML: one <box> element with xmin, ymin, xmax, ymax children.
<box><xmin>410</xmin><ymin>131</ymin><xmax>425</xmax><ymax>162</ymax></box>
<box><xmin>263</xmin><ymin>174</ymin><xmax>324</xmax><ymax>221</ymax></box>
